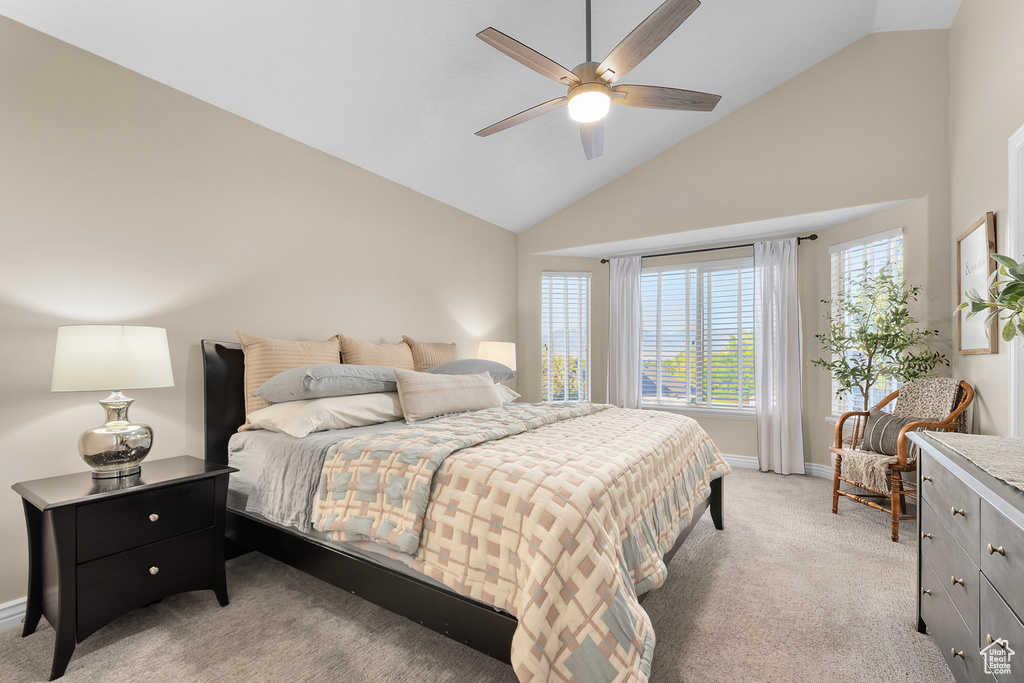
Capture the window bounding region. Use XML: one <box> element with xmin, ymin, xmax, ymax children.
<box><xmin>828</xmin><ymin>229</ymin><xmax>904</xmax><ymax>415</ymax></box>
<box><xmin>641</xmin><ymin>258</ymin><xmax>754</xmax><ymax>412</ymax></box>
<box><xmin>541</xmin><ymin>272</ymin><xmax>591</xmax><ymax>402</ymax></box>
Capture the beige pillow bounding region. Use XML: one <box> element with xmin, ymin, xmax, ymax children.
<box><xmin>237</xmin><ymin>332</ymin><xmax>341</xmax><ymax>429</ymax></box>
<box><xmin>394</xmin><ymin>368</ymin><xmax>502</xmax><ymax>424</ymax></box>
<box><xmin>402</xmin><ymin>335</ymin><xmax>458</xmax><ymax>372</ymax></box>
<box><xmin>246</xmin><ymin>393</ymin><xmax>403</xmax><ymax>438</ymax></box>
<box><xmin>339</xmin><ymin>335</ymin><xmax>415</xmax><ymax>370</ymax></box>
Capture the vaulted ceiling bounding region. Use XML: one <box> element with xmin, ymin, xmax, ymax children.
<box><xmin>0</xmin><ymin>0</ymin><xmax>961</xmax><ymax>232</ymax></box>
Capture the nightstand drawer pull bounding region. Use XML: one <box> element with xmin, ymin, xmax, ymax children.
<box><xmin>149</xmin><ymin>566</ymin><xmax>160</xmax><ymax>576</ymax></box>
<box><xmin>951</xmin><ymin>576</ymin><xmax>964</xmax><ymax>587</ymax></box>
<box><xmin>149</xmin><ymin>513</ymin><xmax>160</xmax><ymax>522</ymax></box>
<box><xmin>951</xmin><ymin>507</ymin><xmax>965</xmax><ymax>517</ymax></box>
<box><xmin>987</xmin><ymin>543</ymin><xmax>1006</xmax><ymax>556</ymax></box>
<box><xmin>951</xmin><ymin>648</ymin><xmax>964</xmax><ymax>660</ymax></box>
<box><xmin>921</xmin><ymin>532</ymin><xmax>933</xmax><ymax>539</ymax></box>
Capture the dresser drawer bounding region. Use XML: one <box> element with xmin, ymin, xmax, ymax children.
<box><xmin>77</xmin><ymin>528</ymin><xmax>215</xmax><ymax>639</ymax></box>
<box><xmin>922</xmin><ymin>557</ymin><xmax>985</xmax><ymax>683</ymax></box>
<box><xmin>981</xmin><ymin>576</ymin><xmax>1024</xmax><ymax>682</ymax></box>
<box><xmin>982</xmin><ymin>499</ymin><xmax>1024</xmax><ymax>623</ymax></box>
<box><xmin>77</xmin><ymin>479</ymin><xmax>214</xmax><ymax>563</ymax></box>
<box><xmin>921</xmin><ymin>450</ymin><xmax>981</xmax><ymax>565</ymax></box>
<box><xmin>922</xmin><ymin>499</ymin><xmax>980</xmax><ymax>637</ymax></box>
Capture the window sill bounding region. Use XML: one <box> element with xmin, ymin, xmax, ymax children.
<box><xmin>642</xmin><ymin>404</ymin><xmax>756</xmax><ymax>420</ymax></box>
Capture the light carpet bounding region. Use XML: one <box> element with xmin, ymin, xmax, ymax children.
<box><xmin>0</xmin><ymin>468</ymin><xmax>952</xmax><ymax>682</ymax></box>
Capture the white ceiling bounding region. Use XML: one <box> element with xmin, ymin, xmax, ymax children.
<box><xmin>0</xmin><ymin>0</ymin><xmax>961</xmax><ymax>233</ymax></box>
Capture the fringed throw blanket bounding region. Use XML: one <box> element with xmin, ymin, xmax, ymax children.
<box><xmin>313</xmin><ymin>403</ymin><xmax>729</xmax><ymax>682</ymax></box>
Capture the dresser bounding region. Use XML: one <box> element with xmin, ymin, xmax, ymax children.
<box><xmin>911</xmin><ymin>433</ymin><xmax>1024</xmax><ymax>683</ymax></box>
<box><xmin>12</xmin><ymin>456</ymin><xmax>236</xmax><ymax>680</ymax></box>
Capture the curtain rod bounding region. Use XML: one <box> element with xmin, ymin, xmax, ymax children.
<box><xmin>599</xmin><ymin>233</ymin><xmax>818</xmax><ymax>264</ymax></box>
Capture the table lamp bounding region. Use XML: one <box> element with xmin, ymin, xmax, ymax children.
<box><xmin>477</xmin><ymin>341</ymin><xmax>516</xmax><ymax>373</ymax></box>
<box><xmin>51</xmin><ymin>325</ymin><xmax>174</xmax><ymax>478</ymax></box>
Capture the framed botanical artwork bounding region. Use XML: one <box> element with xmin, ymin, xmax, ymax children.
<box><xmin>957</xmin><ymin>212</ymin><xmax>997</xmax><ymax>354</ymax></box>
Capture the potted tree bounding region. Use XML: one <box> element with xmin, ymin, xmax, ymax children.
<box><xmin>813</xmin><ymin>266</ymin><xmax>948</xmax><ymax>412</ymax></box>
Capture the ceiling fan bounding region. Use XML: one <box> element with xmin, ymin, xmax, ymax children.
<box><xmin>475</xmin><ymin>0</ymin><xmax>721</xmax><ymax>160</ymax></box>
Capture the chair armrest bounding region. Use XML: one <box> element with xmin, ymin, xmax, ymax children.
<box><xmin>896</xmin><ymin>419</ymin><xmax>959</xmax><ymax>464</ymax></box>
<box><xmin>835</xmin><ymin>411</ymin><xmax>869</xmax><ymax>449</ymax></box>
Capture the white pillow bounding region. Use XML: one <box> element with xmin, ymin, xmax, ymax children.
<box><xmin>246</xmin><ymin>392</ymin><xmax>403</xmax><ymax>438</ymax></box>
<box><xmin>495</xmin><ymin>384</ymin><xmax>520</xmax><ymax>404</ymax></box>
<box><xmin>393</xmin><ymin>369</ymin><xmax>503</xmax><ymax>424</ymax></box>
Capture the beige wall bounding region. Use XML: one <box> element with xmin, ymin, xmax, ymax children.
<box><xmin>948</xmin><ymin>0</ymin><xmax>1024</xmax><ymax>435</ymax></box>
<box><xmin>0</xmin><ymin>18</ymin><xmax>517</xmax><ymax>604</ymax></box>
<box><xmin>519</xmin><ymin>30</ymin><xmax>951</xmax><ymax>463</ymax></box>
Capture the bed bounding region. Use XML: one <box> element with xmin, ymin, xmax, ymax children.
<box><xmin>202</xmin><ymin>339</ymin><xmax>728</xmax><ymax>682</ymax></box>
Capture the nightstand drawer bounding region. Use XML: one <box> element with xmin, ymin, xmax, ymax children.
<box><xmin>77</xmin><ymin>479</ymin><xmax>214</xmax><ymax>563</ymax></box>
<box><xmin>921</xmin><ymin>450</ymin><xmax>981</xmax><ymax>565</ymax></box>
<box><xmin>77</xmin><ymin>528</ymin><xmax>215</xmax><ymax>639</ymax></box>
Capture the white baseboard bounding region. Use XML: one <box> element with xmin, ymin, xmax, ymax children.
<box><xmin>722</xmin><ymin>454</ymin><xmax>832</xmax><ymax>479</ymax></box>
<box><xmin>0</xmin><ymin>597</ymin><xmax>26</xmax><ymax>632</ymax></box>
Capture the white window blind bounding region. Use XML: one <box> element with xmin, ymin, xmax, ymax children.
<box><xmin>541</xmin><ymin>272</ymin><xmax>591</xmax><ymax>402</ymax></box>
<box><xmin>641</xmin><ymin>258</ymin><xmax>754</xmax><ymax>411</ymax></box>
<box><xmin>828</xmin><ymin>229</ymin><xmax>904</xmax><ymax>415</ymax></box>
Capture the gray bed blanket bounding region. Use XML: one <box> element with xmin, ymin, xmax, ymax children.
<box><xmin>230</xmin><ymin>422</ymin><xmax>403</xmax><ymax>531</ymax></box>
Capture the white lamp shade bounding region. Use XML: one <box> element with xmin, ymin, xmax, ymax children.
<box><xmin>51</xmin><ymin>325</ymin><xmax>174</xmax><ymax>392</ymax></box>
<box><xmin>477</xmin><ymin>341</ymin><xmax>516</xmax><ymax>372</ymax></box>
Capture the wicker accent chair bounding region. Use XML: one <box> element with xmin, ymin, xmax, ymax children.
<box><xmin>830</xmin><ymin>378</ymin><xmax>974</xmax><ymax>542</ymax></box>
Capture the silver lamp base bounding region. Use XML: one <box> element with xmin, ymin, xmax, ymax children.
<box><xmin>79</xmin><ymin>391</ymin><xmax>153</xmax><ymax>479</ymax></box>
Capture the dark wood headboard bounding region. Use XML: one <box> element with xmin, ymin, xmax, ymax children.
<box><xmin>202</xmin><ymin>340</ymin><xmax>246</xmax><ymax>467</ymax></box>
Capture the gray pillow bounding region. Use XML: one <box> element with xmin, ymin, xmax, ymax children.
<box><xmin>425</xmin><ymin>359</ymin><xmax>515</xmax><ymax>383</ymax></box>
<box><xmin>861</xmin><ymin>408</ymin><xmax>922</xmax><ymax>457</ymax></box>
<box><xmin>254</xmin><ymin>364</ymin><xmax>397</xmax><ymax>403</ymax></box>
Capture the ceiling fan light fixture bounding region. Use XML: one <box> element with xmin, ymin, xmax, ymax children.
<box><xmin>567</xmin><ymin>83</ymin><xmax>611</xmax><ymax>123</ymax></box>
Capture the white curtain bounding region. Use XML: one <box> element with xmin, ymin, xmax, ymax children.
<box><xmin>753</xmin><ymin>239</ymin><xmax>805</xmax><ymax>474</ymax></box>
<box><xmin>608</xmin><ymin>256</ymin><xmax>642</xmax><ymax>408</ymax></box>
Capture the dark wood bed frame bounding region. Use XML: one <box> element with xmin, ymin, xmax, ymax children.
<box><xmin>202</xmin><ymin>339</ymin><xmax>724</xmax><ymax>664</ymax></box>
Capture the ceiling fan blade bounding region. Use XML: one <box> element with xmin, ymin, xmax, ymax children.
<box><xmin>598</xmin><ymin>0</ymin><xmax>700</xmax><ymax>83</ymax></box>
<box><xmin>475</xmin><ymin>97</ymin><xmax>567</xmax><ymax>137</ymax></box>
<box><xmin>580</xmin><ymin>119</ymin><xmax>604</xmax><ymax>160</ymax></box>
<box><xmin>477</xmin><ymin>28</ymin><xmax>580</xmax><ymax>85</ymax></box>
<box><xmin>611</xmin><ymin>84</ymin><xmax>720</xmax><ymax>111</ymax></box>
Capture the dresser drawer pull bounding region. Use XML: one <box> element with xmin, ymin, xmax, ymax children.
<box><xmin>987</xmin><ymin>543</ymin><xmax>1006</xmax><ymax>556</ymax></box>
<box><xmin>149</xmin><ymin>566</ymin><xmax>160</xmax><ymax>576</ymax></box>
<box><xmin>986</xmin><ymin>634</ymin><xmax>1007</xmax><ymax>649</ymax></box>
<box><xmin>950</xmin><ymin>507</ymin><xmax>965</xmax><ymax>517</ymax></box>
<box><xmin>921</xmin><ymin>532</ymin><xmax>933</xmax><ymax>540</ymax></box>
<box><xmin>922</xmin><ymin>476</ymin><xmax>933</xmax><ymax>482</ymax></box>
<box><xmin>951</xmin><ymin>576</ymin><xmax>964</xmax><ymax>587</ymax></box>
<box><xmin>149</xmin><ymin>513</ymin><xmax>160</xmax><ymax>522</ymax></box>
<box><xmin>951</xmin><ymin>648</ymin><xmax>965</xmax><ymax>660</ymax></box>
<box><xmin>921</xmin><ymin>589</ymin><xmax>932</xmax><ymax>596</ymax></box>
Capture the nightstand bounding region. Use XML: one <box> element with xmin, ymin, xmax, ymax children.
<box><xmin>12</xmin><ymin>456</ymin><xmax>237</xmax><ymax>680</ymax></box>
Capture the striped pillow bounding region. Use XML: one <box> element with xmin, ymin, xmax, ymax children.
<box><xmin>237</xmin><ymin>332</ymin><xmax>341</xmax><ymax>429</ymax></box>
<box><xmin>340</xmin><ymin>336</ymin><xmax>415</xmax><ymax>370</ymax></box>
<box><xmin>402</xmin><ymin>335</ymin><xmax>458</xmax><ymax>372</ymax></box>
<box><xmin>861</xmin><ymin>408</ymin><xmax>921</xmax><ymax>457</ymax></box>
<box><xmin>393</xmin><ymin>369</ymin><xmax>502</xmax><ymax>424</ymax></box>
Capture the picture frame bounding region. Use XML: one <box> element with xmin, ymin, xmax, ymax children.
<box><xmin>957</xmin><ymin>212</ymin><xmax>998</xmax><ymax>354</ymax></box>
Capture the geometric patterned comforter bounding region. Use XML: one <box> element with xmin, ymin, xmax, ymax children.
<box><xmin>313</xmin><ymin>403</ymin><xmax>729</xmax><ymax>682</ymax></box>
